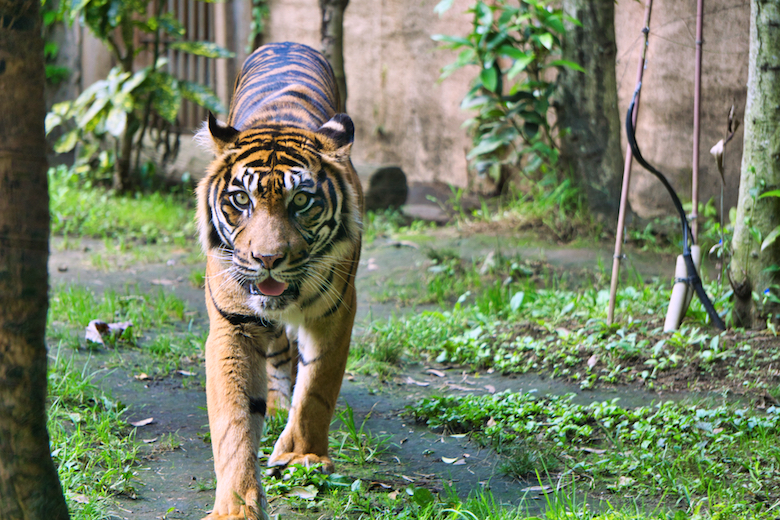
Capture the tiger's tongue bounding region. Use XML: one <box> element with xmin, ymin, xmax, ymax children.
<box><xmin>256</xmin><ymin>278</ymin><xmax>287</xmax><ymax>296</ymax></box>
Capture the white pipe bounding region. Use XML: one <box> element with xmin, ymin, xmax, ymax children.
<box><xmin>664</xmin><ymin>245</ymin><xmax>701</xmax><ymax>332</ymax></box>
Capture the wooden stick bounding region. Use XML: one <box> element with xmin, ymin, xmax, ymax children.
<box><xmin>607</xmin><ymin>0</ymin><xmax>654</xmax><ymax>325</ymax></box>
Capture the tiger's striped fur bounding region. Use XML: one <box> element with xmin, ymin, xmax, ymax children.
<box><xmin>195</xmin><ymin>42</ymin><xmax>362</xmax><ymax>520</ymax></box>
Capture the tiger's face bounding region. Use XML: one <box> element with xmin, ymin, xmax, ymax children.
<box><xmin>197</xmin><ymin>114</ymin><xmax>361</xmax><ymax>317</ymax></box>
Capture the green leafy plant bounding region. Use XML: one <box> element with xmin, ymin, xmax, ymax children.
<box><xmin>41</xmin><ymin>0</ymin><xmax>71</xmax><ymax>85</ymax></box>
<box><xmin>433</xmin><ymin>0</ymin><xmax>582</xmax><ymax>194</ymax></box>
<box><xmin>46</xmin><ymin>0</ymin><xmax>231</xmax><ymax>190</ymax></box>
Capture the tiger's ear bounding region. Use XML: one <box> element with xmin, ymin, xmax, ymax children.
<box><xmin>316</xmin><ymin>113</ymin><xmax>354</xmax><ymax>163</ymax></box>
<box><xmin>195</xmin><ymin>112</ymin><xmax>240</xmax><ymax>155</ymax></box>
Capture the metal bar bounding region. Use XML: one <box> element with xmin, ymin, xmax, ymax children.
<box><xmin>607</xmin><ymin>0</ymin><xmax>654</xmax><ymax>325</ymax></box>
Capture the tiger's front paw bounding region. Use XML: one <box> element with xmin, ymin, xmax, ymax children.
<box><xmin>267</xmin><ymin>450</ymin><xmax>334</xmax><ymax>473</ymax></box>
<box><xmin>203</xmin><ymin>486</ymin><xmax>268</xmax><ymax>520</ymax></box>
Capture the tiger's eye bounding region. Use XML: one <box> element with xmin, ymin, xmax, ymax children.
<box><xmin>233</xmin><ymin>191</ymin><xmax>250</xmax><ymax>207</ymax></box>
<box><xmin>293</xmin><ymin>193</ymin><xmax>309</xmax><ymax>207</ymax></box>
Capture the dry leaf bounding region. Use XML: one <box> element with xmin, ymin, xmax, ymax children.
<box><xmin>288</xmin><ymin>485</ymin><xmax>318</xmax><ymax>500</ymax></box>
<box><xmin>449</xmin><ymin>433</ymin><xmax>467</xmax><ymax>439</ymax></box>
<box><xmin>441</xmin><ymin>456</ymin><xmax>458</xmax><ymax>464</ymax></box>
<box><xmin>587</xmin><ymin>355</ymin><xmax>599</xmax><ymax>369</ymax></box>
<box><xmin>426</xmin><ymin>369</ymin><xmax>446</xmax><ymax>378</ymax></box>
<box><xmin>487</xmin><ymin>417</ymin><xmax>497</xmax><ymax>428</ymax></box>
<box><xmin>150</xmin><ymin>278</ymin><xmax>175</xmax><ymax>286</ymax></box>
<box><xmin>405</xmin><ymin>377</ymin><xmax>430</xmax><ymax>387</ymax></box>
<box><xmin>388</xmin><ymin>490</ymin><xmax>400</xmax><ymax>500</ymax></box>
<box><xmin>143</xmin><ymin>438</ymin><xmax>158</xmax><ymax>443</ymax></box>
<box><xmin>85</xmin><ymin>320</ymin><xmax>110</xmax><ymax>345</ymax></box>
<box><xmin>581</xmin><ymin>447</ymin><xmax>606</xmax><ymax>455</ymax></box>
<box><xmin>484</xmin><ymin>384</ymin><xmax>496</xmax><ymax>394</ymax></box>
<box><xmin>130</xmin><ymin>417</ymin><xmax>154</xmax><ymax>427</ymax></box>
<box><xmin>453</xmin><ymin>458</ymin><xmax>467</xmax><ymax>465</ymax></box>
<box><xmin>72</xmin><ymin>494</ymin><xmax>90</xmax><ymax>504</ymax></box>
<box><xmin>521</xmin><ymin>484</ymin><xmax>552</xmax><ymax>493</ymax></box>
<box><xmin>134</xmin><ymin>373</ymin><xmax>150</xmax><ymax>381</ymax></box>
<box><xmin>177</xmin><ymin>370</ymin><xmax>196</xmax><ymax>377</ymax></box>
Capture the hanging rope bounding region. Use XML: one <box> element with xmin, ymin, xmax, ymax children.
<box><xmin>625</xmin><ymin>84</ymin><xmax>726</xmax><ymax>331</ymax></box>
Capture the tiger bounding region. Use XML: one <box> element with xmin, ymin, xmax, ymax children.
<box><xmin>195</xmin><ymin>41</ymin><xmax>363</xmax><ymax>519</ymax></box>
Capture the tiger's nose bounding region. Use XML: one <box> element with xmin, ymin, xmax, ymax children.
<box><xmin>254</xmin><ymin>252</ymin><xmax>284</xmax><ymax>270</ymax></box>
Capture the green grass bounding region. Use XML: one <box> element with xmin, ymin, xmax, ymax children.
<box><xmin>48</xmin><ymin>165</ymin><xmax>196</xmax><ymax>244</ymax></box>
<box><xmin>408</xmin><ymin>392</ymin><xmax>780</xmax><ymax>517</ymax></box>
<box><xmin>47</xmin><ymin>347</ymin><xmax>139</xmax><ymax>519</ymax></box>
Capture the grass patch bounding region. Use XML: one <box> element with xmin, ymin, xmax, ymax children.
<box><xmin>48</xmin><ymin>347</ymin><xmax>139</xmax><ymax>518</ymax></box>
<box><xmin>408</xmin><ymin>391</ymin><xmax>780</xmax><ymax>517</ymax></box>
<box><xmin>49</xmin><ymin>165</ymin><xmax>196</xmax><ymax>244</ymax></box>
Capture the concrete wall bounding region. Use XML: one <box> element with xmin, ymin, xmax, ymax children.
<box><xmin>262</xmin><ymin>0</ymin><xmax>750</xmax><ymax>216</ymax></box>
<box><xmin>263</xmin><ymin>0</ymin><xmax>475</xmax><ymax>187</ymax></box>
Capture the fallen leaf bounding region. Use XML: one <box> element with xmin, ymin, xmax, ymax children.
<box><xmin>108</xmin><ymin>321</ymin><xmax>132</xmax><ymax>336</ymax></box>
<box><xmin>57</xmin><ymin>265</ymin><xmax>68</xmax><ymax>273</ymax></box>
<box><xmin>441</xmin><ymin>457</ymin><xmax>458</xmax><ymax>464</ymax></box>
<box><xmin>449</xmin><ymin>433</ymin><xmax>467</xmax><ymax>439</ymax></box>
<box><xmin>426</xmin><ymin>369</ymin><xmax>446</xmax><ymax>378</ymax></box>
<box><xmin>177</xmin><ymin>370</ymin><xmax>196</xmax><ymax>377</ymax></box>
<box><xmin>587</xmin><ymin>355</ymin><xmax>599</xmax><ymax>369</ymax></box>
<box><xmin>484</xmin><ymin>384</ymin><xmax>496</xmax><ymax>394</ymax></box>
<box><xmin>367</xmin><ymin>258</ymin><xmax>378</xmax><ymax>271</ymax></box>
<box><xmin>487</xmin><ymin>417</ymin><xmax>497</xmax><ymax>428</ymax></box>
<box><xmin>405</xmin><ymin>377</ymin><xmax>430</xmax><ymax>387</ymax></box>
<box><xmin>453</xmin><ymin>458</ymin><xmax>467</xmax><ymax>465</ymax></box>
<box><xmin>142</xmin><ymin>438</ymin><xmax>158</xmax><ymax>443</ymax></box>
<box><xmin>85</xmin><ymin>320</ymin><xmax>110</xmax><ymax>345</ymax></box>
<box><xmin>581</xmin><ymin>447</ymin><xmax>606</xmax><ymax>455</ymax></box>
<box><xmin>447</xmin><ymin>384</ymin><xmax>472</xmax><ymax>392</ymax></box>
<box><xmin>388</xmin><ymin>490</ymin><xmax>400</xmax><ymax>500</ymax></box>
<box><xmin>72</xmin><ymin>494</ymin><xmax>90</xmax><ymax>504</ymax></box>
<box><xmin>618</xmin><ymin>476</ymin><xmax>634</xmax><ymax>488</ymax></box>
<box><xmin>150</xmin><ymin>278</ymin><xmax>175</xmax><ymax>286</ymax></box>
<box><xmin>134</xmin><ymin>373</ymin><xmax>150</xmax><ymax>381</ymax></box>
<box><xmin>130</xmin><ymin>417</ymin><xmax>154</xmax><ymax>427</ymax></box>
<box><xmin>288</xmin><ymin>485</ymin><xmax>318</xmax><ymax>500</ymax></box>
<box><xmin>521</xmin><ymin>484</ymin><xmax>552</xmax><ymax>493</ymax></box>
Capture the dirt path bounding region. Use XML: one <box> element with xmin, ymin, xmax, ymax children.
<box><xmin>49</xmin><ymin>232</ymin><xmax>676</xmax><ymax>519</ymax></box>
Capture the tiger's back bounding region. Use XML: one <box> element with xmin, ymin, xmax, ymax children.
<box><xmin>196</xmin><ymin>42</ymin><xmax>362</xmax><ymax>520</ymax></box>
<box><xmin>228</xmin><ymin>42</ymin><xmax>341</xmax><ymax>131</ymax></box>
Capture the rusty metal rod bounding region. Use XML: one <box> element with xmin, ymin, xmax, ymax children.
<box><xmin>607</xmin><ymin>0</ymin><xmax>653</xmax><ymax>325</ymax></box>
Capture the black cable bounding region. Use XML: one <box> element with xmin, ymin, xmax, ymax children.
<box><xmin>626</xmin><ymin>83</ymin><xmax>726</xmax><ymax>330</ymax></box>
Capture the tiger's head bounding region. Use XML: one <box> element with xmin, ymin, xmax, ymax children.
<box><xmin>196</xmin><ymin>113</ymin><xmax>362</xmax><ymax>316</ymax></box>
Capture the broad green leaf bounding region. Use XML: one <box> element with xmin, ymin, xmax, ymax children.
<box><xmin>467</xmin><ymin>137</ymin><xmax>504</xmax><ymax>159</ymax></box>
<box><xmin>475</xmin><ymin>1</ymin><xmax>492</xmax><ymax>28</ymax></box>
<box><xmin>431</xmin><ymin>34</ymin><xmax>470</xmax><ymax>48</ymax></box>
<box><xmin>122</xmin><ymin>68</ymin><xmax>150</xmax><ymax>94</ymax></box>
<box><xmin>45</xmin><ymin>112</ymin><xmax>63</xmax><ymax>135</ymax></box>
<box><xmin>506</xmin><ymin>54</ymin><xmax>535</xmax><ymax>78</ymax></box>
<box><xmin>54</xmin><ymin>129</ymin><xmax>79</xmax><ymax>153</ymax></box>
<box><xmin>75</xmin><ymin>78</ymin><xmax>107</xmax><ymax>106</ymax></box>
<box><xmin>170</xmin><ymin>41</ymin><xmax>235</xmax><ymax>59</ymax></box>
<box><xmin>105</xmin><ymin>106</ymin><xmax>127</xmax><ymax>137</ymax></box>
<box><xmin>761</xmin><ymin>226</ymin><xmax>780</xmax><ymax>252</ymax></box>
<box><xmin>151</xmin><ymin>72</ymin><xmax>182</xmax><ymax>123</ymax></box>
<box><xmin>497</xmin><ymin>45</ymin><xmax>530</xmax><ymax>61</ymax></box>
<box><xmin>158</xmin><ymin>12</ymin><xmax>185</xmax><ymax>37</ymax></box>
<box><xmin>759</xmin><ymin>189</ymin><xmax>780</xmax><ymax>199</ymax></box>
<box><xmin>480</xmin><ymin>66</ymin><xmax>498</xmax><ymax>92</ymax></box>
<box><xmin>78</xmin><ymin>96</ymin><xmax>110</xmax><ymax>129</ymax></box>
<box><xmin>523</xmin><ymin>122</ymin><xmax>539</xmax><ymax>138</ymax></box>
<box><xmin>179</xmin><ymin>80</ymin><xmax>226</xmax><ymax>114</ymax></box>
<box><xmin>538</xmin><ymin>33</ymin><xmax>554</xmax><ymax>50</ymax></box>
<box><xmin>542</xmin><ymin>15</ymin><xmax>565</xmax><ymax>34</ymax></box>
<box><xmin>547</xmin><ymin>59</ymin><xmax>585</xmax><ymax>72</ymax></box>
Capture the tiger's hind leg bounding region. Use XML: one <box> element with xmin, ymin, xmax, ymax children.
<box><xmin>266</xmin><ymin>326</ymin><xmax>298</xmax><ymax>416</ymax></box>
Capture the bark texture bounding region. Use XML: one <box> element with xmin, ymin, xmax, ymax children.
<box><xmin>0</xmin><ymin>1</ymin><xmax>70</xmax><ymax>518</ymax></box>
<box><xmin>557</xmin><ymin>0</ymin><xmax>624</xmax><ymax>223</ymax></box>
<box><xmin>319</xmin><ymin>0</ymin><xmax>349</xmax><ymax>109</ymax></box>
<box><xmin>730</xmin><ymin>0</ymin><xmax>780</xmax><ymax>328</ymax></box>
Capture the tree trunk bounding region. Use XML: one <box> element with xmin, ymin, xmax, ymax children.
<box><xmin>729</xmin><ymin>0</ymin><xmax>780</xmax><ymax>329</ymax></box>
<box><xmin>319</xmin><ymin>0</ymin><xmax>349</xmax><ymax>110</ymax></box>
<box><xmin>0</xmin><ymin>2</ymin><xmax>70</xmax><ymax>518</ymax></box>
<box><xmin>557</xmin><ymin>0</ymin><xmax>624</xmax><ymax>224</ymax></box>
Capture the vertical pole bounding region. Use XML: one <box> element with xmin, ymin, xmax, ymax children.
<box><xmin>607</xmin><ymin>0</ymin><xmax>653</xmax><ymax>325</ymax></box>
<box><xmin>691</xmin><ymin>0</ymin><xmax>704</xmax><ymax>242</ymax></box>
